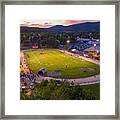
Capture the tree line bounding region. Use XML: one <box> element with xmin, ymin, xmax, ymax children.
<box><xmin>20</xmin><ymin>80</ymin><xmax>100</xmax><ymax>100</ymax></box>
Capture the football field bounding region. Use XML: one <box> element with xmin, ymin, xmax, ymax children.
<box><xmin>24</xmin><ymin>49</ymin><xmax>100</xmax><ymax>79</ymax></box>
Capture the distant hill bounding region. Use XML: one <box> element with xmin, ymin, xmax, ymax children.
<box><xmin>20</xmin><ymin>22</ymin><xmax>100</xmax><ymax>33</ymax></box>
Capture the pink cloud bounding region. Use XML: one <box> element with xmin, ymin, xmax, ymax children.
<box><xmin>28</xmin><ymin>24</ymin><xmax>52</xmax><ymax>28</ymax></box>
<box><xmin>63</xmin><ymin>20</ymin><xmax>82</xmax><ymax>25</ymax></box>
<box><xmin>20</xmin><ymin>20</ymin><xmax>99</xmax><ymax>28</ymax></box>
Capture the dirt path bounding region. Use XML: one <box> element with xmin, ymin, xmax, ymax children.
<box><xmin>39</xmin><ymin>74</ymin><xmax>100</xmax><ymax>85</ymax></box>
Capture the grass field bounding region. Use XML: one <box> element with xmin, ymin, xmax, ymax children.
<box><xmin>24</xmin><ymin>49</ymin><xmax>100</xmax><ymax>79</ymax></box>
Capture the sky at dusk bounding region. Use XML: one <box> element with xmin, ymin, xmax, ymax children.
<box><xmin>20</xmin><ymin>20</ymin><xmax>99</xmax><ymax>28</ymax></box>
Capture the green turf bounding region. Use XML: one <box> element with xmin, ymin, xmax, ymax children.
<box><xmin>24</xmin><ymin>49</ymin><xmax>100</xmax><ymax>79</ymax></box>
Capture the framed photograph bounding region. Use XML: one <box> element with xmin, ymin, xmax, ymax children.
<box><xmin>0</xmin><ymin>0</ymin><xmax>119</xmax><ymax>119</ymax></box>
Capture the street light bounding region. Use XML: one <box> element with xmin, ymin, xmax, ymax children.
<box><xmin>66</xmin><ymin>40</ymin><xmax>70</xmax><ymax>44</ymax></box>
<box><xmin>97</xmin><ymin>50</ymin><xmax>99</xmax><ymax>53</ymax></box>
<box><xmin>94</xmin><ymin>44</ymin><xmax>96</xmax><ymax>47</ymax></box>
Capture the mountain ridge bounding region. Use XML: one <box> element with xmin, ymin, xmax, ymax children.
<box><xmin>20</xmin><ymin>22</ymin><xmax>100</xmax><ymax>33</ymax></box>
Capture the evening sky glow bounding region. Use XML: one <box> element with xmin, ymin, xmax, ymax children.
<box><xmin>20</xmin><ymin>20</ymin><xmax>99</xmax><ymax>28</ymax></box>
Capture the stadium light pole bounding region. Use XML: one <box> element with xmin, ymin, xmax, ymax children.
<box><xmin>66</xmin><ymin>40</ymin><xmax>70</xmax><ymax>50</ymax></box>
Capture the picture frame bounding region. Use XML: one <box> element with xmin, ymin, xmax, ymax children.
<box><xmin>0</xmin><ymin>0</ymin><xmax>119</xmax><ymax>119</ymax></box>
